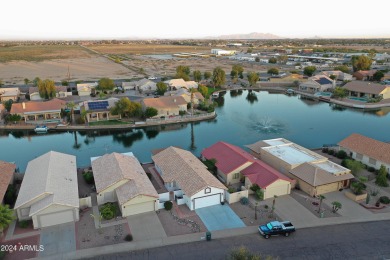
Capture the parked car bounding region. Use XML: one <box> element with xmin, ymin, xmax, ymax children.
<box><xmin>258</xmin><ymin>221</ymin><xmax>295</xmax><ymax>239</ymax></box>
<box><xmin>148</xmin><ymin>76</ymin><xmax>157</xmax><ymax>80</ymax></box>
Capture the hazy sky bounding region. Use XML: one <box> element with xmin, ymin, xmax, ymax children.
<box><xmin>1</xmin><ymin>0</ymin><xmax>389</xmax><ymax>40</ymax></box>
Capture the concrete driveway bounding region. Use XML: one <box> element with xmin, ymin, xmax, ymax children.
<box><xmin>127</xmin><ymin>212</ymin><xmax>167</xmax><ymax>241</ymax></box>
<box><xmin>196</xmin><ymin>204</ymin><xmax>245</xmax><ymax>231</ymax></box>
<box><xmin>39</xmin><ymin>222</ymin><xmax>76</xmax><ymax>257</ymax></box>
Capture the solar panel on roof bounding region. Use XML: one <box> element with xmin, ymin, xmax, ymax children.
<box><xmin>88</xmin><ymin>101</ymin><xmax>109</xmax><ymax>110</ymax></box>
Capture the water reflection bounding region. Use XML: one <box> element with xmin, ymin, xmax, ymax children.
<box><xmin>112</xmin><ymin>130</ymin><xmax>144</xmax><ymax>147</ymax></box>
<box><xmin>246</xmin><ymin>91</ymin><xmax>258</xmax><ymax>104</ymax></box>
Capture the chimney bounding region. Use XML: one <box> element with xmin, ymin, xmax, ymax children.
<box><xmin>22</xmin><ymin>102</ymin><xmax>26</xmax><ymax>110</ymax></box>
<box><xmin>173</xmin><ymin>99</ymin><xmax>176</xmax><ymax>103</ymax></box>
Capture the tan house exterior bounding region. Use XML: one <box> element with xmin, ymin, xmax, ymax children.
<box><xmin>339</xmin><ymin>133</ymin><xmax>390</xmax><ymax>173</ymax></box>
<box><xmin>299</xmin><ymin>75</ymin><xmax>335</xmax><ymax>93</ymax></box>
<box><xmin>353</xmin><ymin>70</ymin><xmax>376</xmax><ymax>81</ymax></box>
<box><xmin>343</xmin><ymin>81</ymin><xmax>390</xmax><ymax>100</ymax></box>
<box><xmin>165</xmin><ymin>89</ymin><xmax>205</xmax><ymax>105</ymax></box>
<box><xmin>10</xmin><ymin>98</ymin><xmax>66</xmax><ymax>124</ymax></box>
<box><xmin>91</xmin><ymin>152</ymin><xmax>158</xmax><ymax>217</ymax></box>
<box><xmin>29</xmin><ymin>86</ymin><xmax>71</xmax><ymax>101</ymax></box>
<box><xmin>0</xmin><ymin>88</ymin><xmax>20</xmax><ymax>102</ymax></box>
<box><xmin>14</xmin><ymin>152</ymin><xmax>79</xmax><ymax>229</ymax></box>
<box><xmin>82</xmin><ymin>98</ymin><xmax>121</xmax><ymax>123</ymax></box>
<box><xmin>164</xmin><ymin>79</ymin><xmax>198</xmax><ymax>90</ymax></box>
<box><xmin>141</xmin><ymin>96</ymin><xmax>187</xmax><ymax>118</ymax></box>
<box><xmin>77</xmin><ymin>82</ymin><xmax>98</xmax><ymax>96</ymax></box>
<box><xmin>318</xmin><ymin>71</ymin><xmax>353</xmax><ymax>81</ymax></box>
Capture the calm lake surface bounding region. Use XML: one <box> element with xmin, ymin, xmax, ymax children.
<box><xmin>1</xmin><ymin>90</ymin><xmax>389</xmax><ymax>172</ymax></box>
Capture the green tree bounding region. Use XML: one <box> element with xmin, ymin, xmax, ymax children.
<box><xmin>24</xmin><ymin>78</ymin><xmax>30</xmax><ymax>85</ymax></box>
<box><xmin>255</xmin><ymin>57</ymin><xmax>260</xmax><ymax>62</ymax></box>
<box><xmin>268</xmin><ymin>57</ymin><xmax>277</xmax><ymax>64</ymax></box>
<box><xmin>193</xmin><ymin>70</ymin><xmax>202</xmax><ymax>82</ymax></box>
<box><xmin>230</xmin><ymin>70</ymin><xmax>238</xmax><ymax>82</ymax></box>
<box><xmin>0</xmin><ymin>80</ymin><xmax>3</xmax><ymax>87</ymax></box>
<box><xmin>231</xmin><ymin>64</ymin><xmax>244</xmax><ymax>79</ymax></box>
<box><xmin>144</xmin><ymin>107</ymin><xmax>158</xmax><ymax>118</ymax></box>
<box><xmin>351</xmin><ymin>55</ymin><xmax>372</xmax><ymax>72</ymax></box>
<box><xmin>332</xmin><ymin>87</ymin><xmax>348</xmax><ymax>98</ymax></box>
<box><xmin>38</xmin><ymin>79</ymin><xmax>56</xmax><ymax>99</ymax></box>
<box><xmin>0</xmin><ymin>204</ymin><xmax>15</xmax><ymax>233</ymax></box>
<box><xmin>373</xmin><ymin>71</ymin><xmax>384</xmax><ymax>82</ymax></box>
<box><xmin>3</xmin><ymin>100</ymin><xmax>13</xmax><ymax>112</ymax></box>
<box><xmin>67</xmin><ymin>101</ymin><xmax>76</xmax><ymax>124</ymax></box>
<box><xmin>375</xmin><ymin>165</ymin><xmax>389</xmax><ymax>187</ymax></box>
<box><xmin>277</xmin><ymin>55</ymin><xmax>288</xmax><ymax>64</ymax></box>
<box><xmin>246</xmin><ymin>48</ymin><xmax>253</xmax><ymax>53</ymax></box>
<box><xmin>344</xmin><ymin>159</ymin><xmax>364</xmax><ymax>176</ymax></box>
<box><xmin>111</xmin><ymin>97</ymin><xmax>142</xmax><ymax>118</ymax></box>
<box><xmin>303</xmin><ymin>66</ymin><xmax>317</xmax><ymax>76</ymax></box>
<box><xmin>351</xmin><ymin>176</ymin><xmax>368</xmax><ymax>195</ymax></box>
<box><xmin>175</xmin><ymin>65</ymin><xmax>190</xmax><ymax>81</ymax></box>
<box><xmin>247</xmin><ymin>72</ymin><xmax>259</xmax><ymax>87</ymax></box>
<box><xmin>156</xmin><ymin>82</ymin><xmax>168</xmax><ymax>95</ymax></box>
<box><xmin>329</xmin><ymin>74</ymin><xmax>337</xmax><ymax>80</ymax></box>
<box><xmin>97</xmin><ymin>78</ymin><xmax>115</xmax><ymax>91</ymax></box>
<box><xmin>204</xmin><ymin>71</ymin><xmax>212</xmax><ymax>80</ymax></box>
<box><xmin>33</xmin><ymin>77</ymin><xmax>41</xmax><ymax>87</ymax></box>
<box><xmin>212</xmin><ymin>67</ymin><xmax>226</xmax><ymax>87</ymax></box>
<box><xmin>267</xmin><ymin>67</ymin><xmax>279</xmax><ymax>75</ymax></box>
<box><xmin>317</xmin><ymin>195</ymin><xmax>325</xmax><ymax>214</ymax></box>
<box><xmin>198</xmin><ymin>84</ymin><xmax>208</xmax><ymax>98</ymax></box>
<box><xmin>61</xmin><ymin>80</ymin><xmax>69</xmax><ymax>86</ymax></box>
<box><xmin>334</xmin><ymin>65</ymin><xmax>350</xmax><ymax>73</ymax></box>
<box><xmin>331</xmin><ymin>201</ymin><xmax>342</xmax><ymax>213</ymax></box>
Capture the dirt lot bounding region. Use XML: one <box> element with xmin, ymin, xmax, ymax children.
<box><xmin>87</xmin><ymin>44</ymin><xmax>213</xmax><ymax>55</ymax></box>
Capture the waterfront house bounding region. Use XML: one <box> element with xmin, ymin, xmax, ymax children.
<box><xmin>10</xmin><ymin>98</ymin><xmax>67</xmax><ymax>124</ymax></box>
<box><xmin>343</xmin><ymin>81</ymin><xmax>390</xmax><ymax>100</ymax></box>
<box><xmin>338</xmin><ymin>133</ymin><xmax>390</xmax><ymax>173</ymax></box>
<box><xmin>14</xmin><ymin>151</ymin><xmax>79</xmax><ymax>229</ymax></box>
<box><xmin>141</xmin><ymin>96</ymin><xmax>187</xmax><ymax>118</ymax></box>
<box><xmin>28</xmin><ymin>86</ymin><xmax>71</xmax><ymax>101</ymax></box>
<box><xmin>0</xmin><ymin>87</ymin><xmax>20</xmax><ymax>102</ymax></box>
<box><xmin>299</xmin><ymin>75</ymin><xmax>335</xmax><ymax>93</ymax></box>
<box><xmin>82</xmin><ymin>98</ymin><xmax>121</xmax><ymax>123</ymax></box>
<box><xmin>352</xmin><ymin>70</ymin><xmax>377</xmax><ymax>81</ymax></box>
<box><xmin>91</xmin><ymin>152</ymin><xmax>158</xmax><ymax>216</ymax></box>
<box><xmin>0</xmin><ymin>161</ymin><xmax>16</xmax><ymax>204</ymax></box>
<box><xmin>201</xmin><ymin>142</ymin><xmax>256</xmax><ymax>185</ymax></box>
<box><xmin>164</xmin><ymin>79</ymin><xmax>198</xmax><ymax>90</ymax></box>
<box><xmin>165</xmin><ymin>88</ymin><xmax>205</xmax><ymax>105</ymax></box>
<box><xmin>152</xmin><ymin>146</ymin><xmax>226</xmax><ymax>210</ymax></box>
<box><xmin>77</xmin><ymin>82</ymin><xmax>98</xmax><ymax>96</ymax></box>
<box><xmin>246</xmin><ymin>138</ymin><xmax>353</xmax><ymax>196</ymax></box>
<box><xmin>317</xmin><ymin>70</ymin><xmax>353</xmax><ymax>82</ymax></box>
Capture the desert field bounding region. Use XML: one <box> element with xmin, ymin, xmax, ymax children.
<box><xmin>86</xmin><ymin>44</ymin><xmax>214</xmax><ymax>55</ymax></box>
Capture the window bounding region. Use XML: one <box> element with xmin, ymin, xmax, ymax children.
<box><xmin>233</xmin><ymin>173</ymin><xmax>239</xmax><ymax>179</ymax></box>
<box><xmin>205</xmin><ymin>187</ymin><xmax>211</xmax><ymax>194</ymax></box>
<box><xmin>368</xmin><ymin>158</ymin><xmax>376</xmax><ymax>165</ymax></box>
<box><xmin>356</xmin><ymin>153</ymin><xmax>363</xmax><ymax>160</ymax></box>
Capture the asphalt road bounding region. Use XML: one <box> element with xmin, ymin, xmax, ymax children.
<box><xmin>89</xmin><ymin>220</ymin><xmax>390</xmax><ymax>260</ymax></box>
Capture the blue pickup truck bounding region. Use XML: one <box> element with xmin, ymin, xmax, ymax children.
<box><xmin>258</xmin><ymin>221</ymin><xmax>295</xmax><ymax>239</ymax></box>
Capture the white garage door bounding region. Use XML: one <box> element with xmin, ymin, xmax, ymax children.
<box><xmin>194</xmin><ymin>194</ymin><xmax>221</xmax><ymax>209</ymax></box>
<box><xmin>265</xmin><ymin>185</ymin><xmax>289</xmax><ymax>199</ymax></box>
<box><xmin>38</xmin><ymin>210</ymin><xmax>74</xmax><ymax>228</ymax></box>
<box><xmin>122</xmin><ymin>201</ymin><xmax>155</xmax><ymax>216</ymax></box>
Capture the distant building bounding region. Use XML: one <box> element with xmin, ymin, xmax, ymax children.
<box><xmin>77</xmin><ymin>82</ymin><xmax>98</xmax><ymax>96</ymax></box>
<box><xmin>211</xmin><ymin>49</ymin><xmax>236</xmax><ymax>56</ymax></box>
<box><xmin>352</xmin><ymin>70</ymin><xmax>377</xmax><ymax>81</ymax></box>
<box><xmin>299</xmin><ymin>75</ymin><xmax>335</xmax><ymax>93</ymax></box>
<box><xmin>0</xmin><ymin>87</ymin><xmax>20</xmax><ymax>102</ymax></box>
<box><xmin>318</xmin><ymin>70</ymin><xmax>353</xmax><ymax>81</ymax></box>
<box><xmin>164</xmin><ymin>79</ymin><xmax>198</xmax><ymax>90</ymax></box>
<box><xmin>29</xmin><ymin>86</ymin><xmax>71</xmax><ymax>101</ymax></box>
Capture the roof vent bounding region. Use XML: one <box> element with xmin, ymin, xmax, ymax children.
<box><xmin>22</xmin><ymin>102</ymin><xmax>26</xmax><ymax>109</ymax></box>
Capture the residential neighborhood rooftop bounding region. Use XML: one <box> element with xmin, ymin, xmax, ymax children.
<box><xmin>338</xmin><ymin>133</ymin><xmax>390</xmax><ymax>164</ymax></box>
<box><xmin>343</xmin><ymin>81</ymin><xmax>389</xmax><ymax>95</ymax></box>
<box><xmin>142</xmin><ymin>96</ymin><xmax>187</xmax><ymax>109</ymax></box>
<box><xmin>241</xmin><ymin>161</ymin><xmax>292</xmax><ymax>188</ymax></box>
<box><xmin>0</xmin><ymin>161</ymin><xmax>16</xmax><ymax>202</ymax></box>
<box><xmin>262</xmin><ymin>143</ymin><xmax>325</xmax><ymax>165</ymax></box>
<box><xmin>10</xmin><ymin>98</ymin><xmax>67</xmax><ymax>114</ymax></box>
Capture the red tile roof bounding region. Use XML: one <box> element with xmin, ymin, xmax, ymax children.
<box><xmin>202</xmin><ymin>142</ymin><xmax>256</xmax><ymax>174</ymax></box>
<box><xmin>338</xmin><ymin>133</ymin><xmax>390</xmax><ymax>164</ymax></box>
<box><xmin>10</xmin><ymin>98</ymin><xmax>67</xmax><ymax>114</ymax></box>
<box><xmin>241</xmin><ymin>161</ymin><xmax>292</xmax><ymax>188</ymax></box>
<box><xmin>0</xmin><ymin>161</ymin><xmax>16</xmax><ymax>202</ymax></box>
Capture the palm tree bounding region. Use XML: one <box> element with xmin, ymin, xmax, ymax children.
<box><xmin>190</xmin><ymin>88</ymin><xmax>197</xmax><ymax>116</ymax></box>
<box><xmin>67</xmin><ymin>102</ymin><xmax>76</xmax><ymax>124</ymax></box>
<box><xmin>317</xmin><ymin>195</ymin><xmax>326</xmax><ymax>213</ymax></box>
<box><xmin>0</xmin><ymin>204</ymin><xmax>15</xmax><ymax>235</ymax></box>
<box><xmin>270</xmin><ymin>195</ymin><xmax>278</xmax><ymax>217</ymax></box>
<box><xmin>73</xmin><ymin>131</ymin><xmax>81</xmax><ymax>150</ymax></box>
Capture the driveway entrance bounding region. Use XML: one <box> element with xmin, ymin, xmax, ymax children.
<box><xmin>196</xmin><ymin>204</ymin><xmax>245</xmax><ymax>231</ymax></box>
<box><xmin>39</xmin><ymin>222</ymin><xmax>76</xmax><ymax>257</ymax></box>
<box><xmin>127</xmin><ymin>212</ymin><xmax>167</xmax><ymax>241</ymax></box>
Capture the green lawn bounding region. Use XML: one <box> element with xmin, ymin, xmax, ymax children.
<box><xmin>207</xmin><ymin>87</ymin><xmax>220</xmax><ymax>98</ymax></box>
<box><xmin>89</xmin><ymin>120</ymin><xmax>129</xmax><ymax>126</ymax></box>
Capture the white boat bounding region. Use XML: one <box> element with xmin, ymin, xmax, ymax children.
<box><xmin>34</xmin><ymin>125</ymin><xmax>48</xmax><ymax>133</ymax></box>
<box><xmin>286</xmin><ymin>89</ymin><xmax>295</xmax><ymax>95</ymax></box>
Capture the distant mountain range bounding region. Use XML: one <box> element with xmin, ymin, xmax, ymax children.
<box><xmin>205</xmin><ymin>32</ymin><xmax>283</xmax><ymax>40</ymax></box>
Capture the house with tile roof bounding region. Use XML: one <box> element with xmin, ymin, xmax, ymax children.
<box><xmin>343</xmin><ymin>81</ymin><xmax>390</xmax><ymax>100</ymax></box>
<box><xmin>136</xmin><ymin>79</ymin><xmax>157</xmax><ymax>93</ymax></box>
<box><xmin>164</xmin><ymin>79</ymin><xmax>198</xmax><ymax>90</ymax></box>
<box><xmin>14</xmin><ymin>151</ymin><xmax>79</xmax><ymax>229</ymax></box>
<box><xmin>299</xmin><ymin>75</ymin><xmax>335</xmax><ymax>93</ymax></box>
<box><xmin>241</xmin><ymin>161</ymin><xmax>293</xmax><ymax>199</ymax></box>
<box><xmin>317</xmin><ymin>70</ymin><xmax>353</xmax><ymax>82</ymax></box>
<box><xmin>10</xmin><ymin>98</ymin><xmax>66</xmax><ymax>124</ymax></box>
<box><xmin>338</xmin><ymin>133</ymin><xmax>390</xmax><ymax>173</ymax></box>
<box><xmin>28</xmin><ymin>86</ymin><xmax>71</xmax><ymax>101</ymax></box>
<box><xmin>352</xmin><ymin>70</ymin><xmax>377</xmax><ymax>81</ymax></box>
<box><xmin>91</xmin><ymin>152</ymin><xmax>158</xmax><ymax>216</ymax></box>
<box><xmin>77</xmin><ymin>82</ymin><xmax>98</xmax><ymax>96</ymax></box>
<box><xmin>152</xmin><ymin>147</ymin><xmax>226</xmax><ymax>210</ymax></box>
<box><xmin>0</xmin><ymin>161</ymin><xmax>16</xmax><ymax>204</ymax></box>
<box><xmin>246</xmin><ymin>138</ymin><xmax>352</xmax><ymax>196</ymax></box>
<box><xmin>82</xmin><ymin>98</ymin><xmax>121</xmax><ymax>123</ymax></box>
<box><xmin>141</xmin><ymin>96</ymin><xmax>187</xmax><ymax>118</ymax></box>
<box><xmin>165</xmin><ymin>88</ymin><xmax>205</xmax><ymax>105</ymax></box>
<box><xmin>0</xmin><ymin>88</ymin><xmax>20</xmax><ymax>102</ymax></box>
<box><xmin>201</xmin><ymin>141</ymin><xmax>256</xmax><ymax>185</ymax></box>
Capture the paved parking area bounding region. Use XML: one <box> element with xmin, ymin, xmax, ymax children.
<box><xmin>39</xmin><ymin>222</ymin><xmax>76</xmax><ymax>257</ymax></box>
<box><xmin>127</xmin><ymin>212</ymin><xmax>167</xmax><ymax>241</ymax></box>
<box><xmin>196</xmin><ymin>205</ymin><xmax>245</xmax><ymax>231</ymax></box>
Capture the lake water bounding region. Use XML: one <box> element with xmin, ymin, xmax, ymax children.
<box><xmin>1</xmin><ymin>90</ymin><xmax>389</xmax><ymax>172</ymax></box>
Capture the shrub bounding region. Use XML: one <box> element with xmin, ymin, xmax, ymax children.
<box><xmin>100</xmin><ymin>203</ymin><xmax>116</xmax><ymax>220</ymax></box>
<box><xmin>264</xmin><ymin>205</ymin><xmax>269</xmax><ymax>209</ymax></box>
<box><xmin>367</xmin><ymin>167</ymin><xmax>376</xmax><ymax>172</ymax></box>
<box><xmin>322</xmin><ymin>147</ymin><xmax>329</xmax><ymax>153</ymax></box>
<box><xmin>125</xmin><ymin>234</ymin><xmax>133</xmax><ymax>241</ymax></box>
<box><xmin>336</xmin><ymin>150</ymin><xmax>347</xmax><ymax>159</ymax></box>
<box><xmin>240</xmin><ymin>197</ymin><xmax>249</xmax><ymax>205</ymax></box>
<box><xmin>76</xmin><ymin>117</ymin><xmax>85</xmax><ymax>124</ymax></box>
<box><xmin>255</xmin><ymin>189</ymin><xmax>264</xmax><ymax>201</ymax></box>
<box><xmin>250</xmin><ymin>184</ymin><xmax>260</xmax><ymax>192</ymax></box>
<box><xmin>379</xmin><ymin>196</ymin><xmax>390</xmax><ymax>204</ymax></box>
<box><xmin>375</xmin><ymin>165</ymin><xmax>389</xmax><ymax>187</ymax></box>
<box><xmin>228</xmin><ymin>187</ymin><xmax>236</xmax><ymax>194</ymax></box>
<box><xmin>18</xmin><ymin>220</ymin><xmax>29</xmax><ymax>228</ymax></box>
<box><xmin>83</xmin><ymin>171</ymin><xmax>94</xmax><ymax>184</ymax></box>
<box><xmin>164</xmin><ymin>201</ymin><xmax>173</xmax><ymax>211</ymax></box>
<box><xmin>327</xmin><ymin>149</ymin><xmax>335</xmax><ymax>155</ymax></box>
